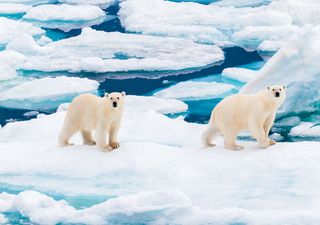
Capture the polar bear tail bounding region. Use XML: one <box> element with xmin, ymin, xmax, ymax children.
<box><xmin>202</xmin><ymin>119</ymin><xmax>220</xmax><ymax>148</ymax></box>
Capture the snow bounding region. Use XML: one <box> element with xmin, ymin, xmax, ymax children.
<box><xmin>23</xmin><ymin>4</ymin><xmax>106</xmax><ymax>31</ymax></box>
<box><xmin>0</xmin><ymin>0</ymin><xmax>53</xmax><ymax>5</ymax></box>
<box><xmin>58</xmin><ymin>0</ymin><xmax>115</xmax><ymax>9</ymax></box>
<box><xmin>154</xmin><ymin>81</ymin><xmax>234</xmax><ymax>100</ymax></box>
<box><xmin>0</xmin><ymin>76</ymin><xmax>99</xmax><ymax>110</ymax></box>
<box><xmin>0</xmin><ymin>104</ymin><xmax>320</xmax><ymax>224</ymax></box>
<box><xmin>119</xmin><ymin>0</ymin><xmax>320</xmax><ymax>50</ymax></box>
<box><xmin>6</xmin><ymin>28</ymin><xmax>224</xmax><ymax>73</ymax></box>
<box><xmin>0</xmin><ymin>50</ymin><xmax>26</xmax><ymax>80</ymax></box>
<box><xmin>0</xmin><ymin>214</ymin><xmax>6</xmax><ymax>224</ymax></box>
<box><xmin>241</xmin><ymin>25</ymin><xmax>320</xmax><ymax>116</ymax></box>
<box><xmin>0</xmin><ymin>17</ymin><xmax>44</xmax><ymax>46</ymax></box>
<box><xmin>222</xmin><ymin>67</ymin><xmax>257</xmax><ymax>83</ymax></box>
<box><xmin>0</xmin><ymin>3</ymin><xmax>31</xmax><ymax>14</ymax></box>
<box><xmin>289</xmin><ymin>123</ymin><xmax>320</xmax><ymax>138</ymax></box>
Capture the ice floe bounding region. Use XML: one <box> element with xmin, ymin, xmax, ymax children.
<box><xmin>6</xmin><ymin>27</ymin><xmax>224</xmax><ymax>73</ymax></box>
<box><xmin>241</xmin><ymin>25</ymin><xmax>320</xmax><ymax>116</ymax></box>
<box><xmin>23</xmin><ymin>4</ymin><xmax>107</xmax><ymax>31</ymax></box>
<box><xmin>0</xmin><ymin>3</ymin><xmax>31</xmax><ymax>14</ymax></box>
<box><xmin>0</xmin><ymin>50</ymin><xmax>26</xmax><ymax>80</ymax></box>
<box><xmin>222</xmin><ymin>67</ymin><xmax>257</xmax><ymax>83</ymax></box>
<box><xmin>119</xmin><ymin>0</ymin><xmax>320</xmax><ymax>51</ymax></box>
<box><xmin>58</xmin><ymin>0</ymin><xmax>115</xmax><ymax>9</ymax></box>
<box><xmin>0</xmin><ymin>76</ymin><xmax>99</xmax><ymax>110</ymax></box>
<box><xmin>289</xmin><ymin>123</ymin><xmax>320</xmax><ymax>138</ymax></box>
<box><xmin>212</xmin><ymin>0</ymin><xmax>271</xmax><ymax>7</ymax></box>
<box><xmin>0</xmin><ymin>0</ymin><xmax>54</xmax><ymax>5</ymax></box>
<box><xmin>154</xmin><ymin>81</ymin><xmax>234</xmax><ymax>100</ymax></box>
<box><xmin>0</xmin><ymin>102</ymin><xmax>320</xmax><ymax>224</ymax></box>
<box><xmin>0</xmin><ymin>17</ymin><xmax>44</xmax><ymax>46</ymax></box>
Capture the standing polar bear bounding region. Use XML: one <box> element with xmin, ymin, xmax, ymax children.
<box><xmin>59</xmin><ymin>92</ymin><xmax>125</xmax><ymax>151</ymax></box>
<box><xmin>203</xmin><ymin>85</ymin><xmax>286</xmax><ymax>150</ymax></box>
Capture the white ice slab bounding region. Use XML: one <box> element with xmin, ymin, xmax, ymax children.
<box><xmin>222</xmin><ymin>67</ymin><xmax>258</xmax><ymax>83</ymax></box>
<box><xmin>0</xmin><ymin>3</ymin><xmax>31</xmax><ymax>14</ymax></box>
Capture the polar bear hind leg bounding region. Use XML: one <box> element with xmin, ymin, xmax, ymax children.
<box><xmin>202</xmin><ymin>124</ymin><xmax>221</xmax><ymax>148</ymax></box>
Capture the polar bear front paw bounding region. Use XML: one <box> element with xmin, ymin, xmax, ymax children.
<box><xmin>225</xmin><ymin>144</ymin><xmax>244</xmax><ymax>151</ymax></box>
<box><xmin>268</xmin><ymin>139</ymin><xmax>276</xmax><ymax>146</ymax></box>
<box><xmin>109</xmin><ymin>142</ymin><xmax>120</xmax><ymax>149</ymax></box>
<box><xmin>259</xmin><ymin>140</ymin><xmax>270</xmax><ymax>148</ymax></box>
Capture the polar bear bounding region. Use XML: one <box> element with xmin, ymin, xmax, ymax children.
<box><xmin>58</xmin><ymin>92</ymin><xmax>125</xmax><ymax>151</ymax></box>
<box><xmin>202</xmin><ymin>85</ymin><xmax>286</xmax><ymax>150</ymax></box>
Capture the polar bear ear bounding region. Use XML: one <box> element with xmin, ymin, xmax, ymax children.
<box><xmin>283</xmin><ymin>85</ymin><xmax>286</xmax><ymax>89</ymax></box>
<box><xmin>104</xmin><ymin>93</ymin><xmax>109</xmax><ymax>98</ymax></box>
<box><xmin>121</xmin><ymin>91</ymin><xmax>126</xmax><ymax>97</ymax></box>
<box><xmin>266</xmin><ymin>86</ymin><xmax>270</xmax><ymax>90</ymax></box>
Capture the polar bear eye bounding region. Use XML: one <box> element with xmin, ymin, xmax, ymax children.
<box><xmin>272</xmin><ymin>89</ymin><xmax>275</xmax><ymax>91</ymax></box>
<box><xmin>117</xmin><ymin>97</ymin><xmax>120</xmax><ymax>100</ymax></box>
<box><xmin>111</xmin><ymin>97</ymin><xmax>113</xmax><ymax>100</ymax></box>
<box><xmin>279</xmin><ymin>88</ymin><xmax>282</xmax><ymax>91</ymax></box>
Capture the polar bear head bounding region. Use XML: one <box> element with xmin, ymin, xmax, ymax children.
<box><xmin>104</xmin><ymin>92</ymin><xmax>125</xmax><ymax>109</ymax></box>
<box><xmin>266</xmin><ymin>85</ymin><xmax>286</xmax><ymax>105</ymax></box>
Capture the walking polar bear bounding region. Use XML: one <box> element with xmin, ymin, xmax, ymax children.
<box><xmin>59</xmin><ymin>92</ymin><xmax>125</xmax><ymax>151</ymax></box>
<box><xmin>203</xmin><ymin>85</ymin><xmax>286</xmax><ymax>150</ymax></box>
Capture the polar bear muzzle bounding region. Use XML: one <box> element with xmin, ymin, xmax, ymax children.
<box><xmin>113</xmin><ymin>102</ymin><xmax>118</xmax><ymax>108</ymax></box>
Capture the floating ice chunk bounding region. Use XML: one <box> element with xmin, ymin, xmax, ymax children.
<box><xmin>154</xmin><ymin>81</ymin><xmax>234</xmax><ymax>100</ymax></box>
<box><xmin>0</xmin><ymin>50</ymin><xmax>26</xmax><ymax>80</ymax></box>
<box><xmin>289</xmin><ymin>123</ymin><xmax>320</xmax><ymax>138</ymax></box>
<box><xmin>212</xmin><ymin>0</ymin><xmax>271</xmax><ymax>7</ymax></box>
<box><xmin>8</xmin><ymin>27</ymin><xmax>223</xmax><ymax>73</ymax></box>
<box><xmin>36</xmin><ymin>35</ymin><xmax>53</xmax><ymax>45</ymax></box>
<box><xmin>0</xmin><ymin>214</ymin><xmax>6</xmax><ymax>224</ymax></box>
<box><xmin>241</xmin><ymin>25</ymin><xmax>320</xmax><ymax>115</ymax></box>
<box><xmin>0</xmin><ymin>17</ymin><xmax>44</xmax><ymax>46</ymax></box>
<box><xmin>23</xmin><ymin>4</ymin><xmax>106</xmax><ymax>32</ymax></box>
<box><xmin>0</xmin><ymin>76</ymin><xmax>99</xmax><ymax>110</ymax></box>
<box><xmin>0</xmin><ymin>0</ymin><xmax>54</xmax><ymax>5</ymax></box>
<box><xmin>59</xmin><ymin>0</ymin><xmax>115</xmax><ymax>9</ymax></box>
<box><xmin>0</xmin><ymin>192</ymin><xmax>15</xmax><ymax>212</ymax></box>
<box><xmin>0</xmin><ymin>3</ymin><xmax>31</xmax><ymax>14</ymax></box>
<box><xmin>222</xmin><ymin>67</ymin><xmax>257</xmax><ymax>83</ymax></box>
<box><xmin>119</xmin><ymin>0</ymin><xmax>292</xmax><ymax>47</ymax></box>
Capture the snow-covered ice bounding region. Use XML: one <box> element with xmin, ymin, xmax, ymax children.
<box><xmin>222</xmin><ymin>67</ymin><xmax>258</xmax><ymax>83</ymax></box>
<box><xmin>0</xmin><ymin>50</ymin><xmax>26</xmax><ymax>80</ymax></box>
<box><xmin>0</xmin><ymin>3</ymin><xmax>31</xmax><ymax>14</ymax></box>
<box><xmin>5</xmin><ymin>28</ymin><xmax>224</xmax><ymax>73</ymax></box>
<box><xmin>58</xmin><ymin>0</ymin><xmax>115</xmax><ymax>9</ymax></box>
<box><xmin>290</xmin><ymin>123</ymin><xmax>320</xmax><ymax>138</ymax></box>
<box><xmin>212</xmin><ymin>0</ymin><xmax>271</xmax><ymax>7</ymax></box>
<box><xmin>23</xmin><ymin>4</ymin><xmax>107</xmax><ymax>31</ymax></box>
<box><xmin>0</xmin><ymin>0</ymin><xmax>54</xmax><ymax>5</ymax></box>
<box><xmin>0</xmin><ymin>17</ymin><xmax>44</xmax><ymax>46</ymax></box>
<box><xmin>154</xmin><ymin>81</ymin><xmax>234</xmax><ymax>100</ymax></box>
<box><xmin>0</xmin><ymin>76</ymin><xmax>99</xmax><ymax>110</ymax></box>
<box><xmin>0</xmin><ymin>96</ymin><xmax>320</xmax><ymax>224</ymax></box>
<box><xmin>119</xmin><ymin>0</ymin><xmax>320</xmax><ymax>50</ymax></box>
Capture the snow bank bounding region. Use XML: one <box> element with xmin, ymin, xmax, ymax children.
<box><xmin>0</xmin><ymin>0</ymin><xmax>53</xmax><ymax>5</ymax></box>
<box><xmin>154</xmin><ymin>81</ymin><xmax>234</xmax><ymax>100</ymax></box>
<box><xmin>23</xmin><ymin>4</ymin><xmax>106</xmax><ymax>31</ymax></box>
<box><xmin>241</xmin><ymin>25</ymin><xmax>320</xmax><ymax>116</ymax></box>
<box><xmin>6</xmin><ymin>28</ymin><xmax>223</xmax><ymax>73</ymax></box>
<box><xmin>289</xmin><ymin>123</ymin><xmax>320</xmax><ymax>138</ymax></box>
<box><xmin>58</xmin><ymin>0</ymin><xmax>115</xmax><ymax>9</ymax></box>
<box><xmin>119</xmin><ymin>0</ymin><xmax>319</xmax><ymax>50</ymax></box>
<box><xmin>0</xmin><ymin>3</ymin><xmax>31</xmax><ymax>14</ymax></box>
<box><xmin>0</xmin><ymin>50</ymin><xmax>26</xmax><ymax>80</ymax></box>
<box><xmin>0</xmin><ymin>76</ymin><xmax>99</xmax><ymax>110</ymax></box>
<box><xmin>222</xmin><ymin>67</ymin><xmax>257</xmax><ymax>83</ymax></box>
<box><xmin>0</xmin><ymin>17</ymin><xmax>44</xmax><ymax>46</ymax></box>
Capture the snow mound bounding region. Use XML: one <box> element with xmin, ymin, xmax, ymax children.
<box><xmin>154</xmin><ymin>81</ymin><xmax>234</xmax><ymax>100</ymax></box>
<box><xmin>0</xmin><ymin>0</ymin><xmax>54</xmax><ymax>5</ymax></box>
<box><xmin>0</xmin><ymin>50</ymin><xmax>26</xmax><ymax>80</ymax></box>
<box><xmin>241</xmin><ymin>25</ymin><xmax>320</xmax><ymax>116</ymax></box>
<box><xmin>0</xmin><ymin>3</ymin><xmax>31</xmax><ymax>14</ymax></box>
<box><xmin>0</xmin><ymin>76</ymin><xmax>99</xmax><ymax>110</ymax></box>
<box><xmin>23</xmin><ymin>4</ymin><xmax>106</xmax><ymax>31</ymax></box>
<box><xmin>6</xmin><ymin>28</ymin><xmax>223</xmax><ymax>73</ymax></box>
<box><xmin>222</xmin><ymin>67</ymin><xmax>258</xmax><ymax>83</ymax></box>
<box><xmin>0</xmin><ymin>17</ymin><xmax>44</xmax><ymax>46</ymax></box>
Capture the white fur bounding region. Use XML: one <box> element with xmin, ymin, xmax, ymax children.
<box><xmin>58</xmin><ymin>92</ymin><xmax>125</xmax><ymax>151</ymax></box>
<box><xmin>203</xmin><ymin>85</ymin><xmax>286</xmax><ymax>150</ymax></box>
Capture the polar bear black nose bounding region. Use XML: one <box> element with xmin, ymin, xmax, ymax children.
<box><xmin>113</xmin><ymin>102</ymin><xmax>117</xmax><ymax>108</ymax></box>
<box><xmin>275</xmin><ymin>92</ymin><xmax>280</xmax><ymax>97</ymax></box>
